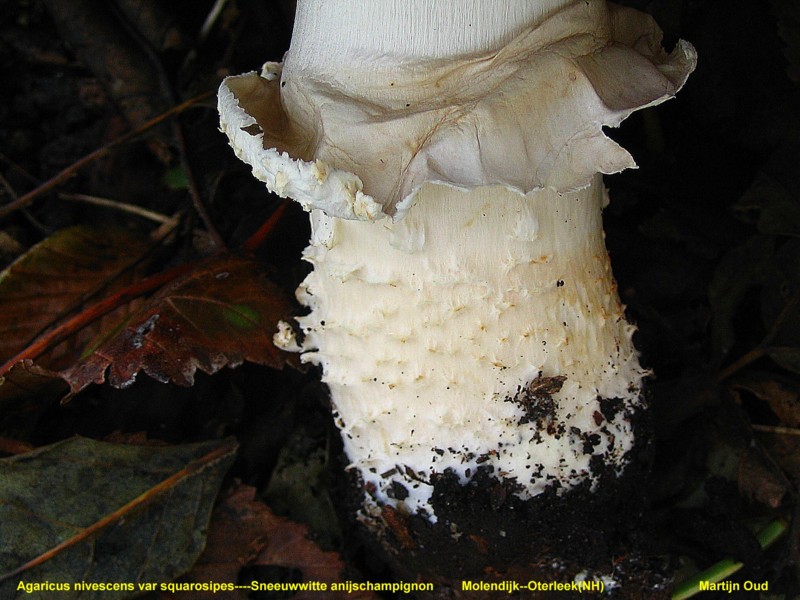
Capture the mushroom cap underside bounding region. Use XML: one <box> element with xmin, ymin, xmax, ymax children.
<box><xmin>218</xmin><ymin>1</ymin><xmax>696</xmax><ymax>221</ymax></box>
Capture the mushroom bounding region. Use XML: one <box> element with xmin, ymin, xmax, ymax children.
<box><xmin>219</xmin><ymin>0</ymin><xmax>695</xmax><ymax>574</ymax></box>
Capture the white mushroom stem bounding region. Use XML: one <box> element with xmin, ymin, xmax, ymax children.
<box><xmin>300</xmin><ymin>179</ymin><xmax>642</xmax><ymax>518</ymax></box>
<box><xmin>218</xmin><ymin>0</ymin><xmax>696</xmax><ymax>522</ymax></box>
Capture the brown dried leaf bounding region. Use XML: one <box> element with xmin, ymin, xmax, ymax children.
<box><xmin>731</xmin><ymin>377</ymin><xmax>800</xmax><ymax>427</ymax></box>
<box><xmin>173</xmin><ymin>484</ymin><xmax>376</xmax><ymax>600</ymax></box>
<box><xmin>0</xmin><ymin>226</ymin><xmax>151</xmax><ymax>370</ymax></box>
<box><xmin>760</xmin><ymin>433</ymin><xmax>800</xmax><ymax>489</ymax></box>
<box><xmin>62</xmin><ymin>253</ymin><xmax>295</xmax><ymax>394</ymax></box>
<box><xmin>737</xmin><ymin>443</ymin><xmax>791</xmax><ymax>509</ymax></box>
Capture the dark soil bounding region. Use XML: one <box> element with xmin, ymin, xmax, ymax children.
<box><xmin>332</xmin><ymin>392</ymin><xmax>660</xmax><ymax>599</ymax></box>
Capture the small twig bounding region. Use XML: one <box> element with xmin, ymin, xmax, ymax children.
<box><xmin>114</xmin><ymin>5</ymin><xmax>227</xmax><ymax>251</ymax></box>
<box><xmin>0</xmin><ymin>172</ymin><xmax>18</xmax><ymax>198</ymax></box>
<box><xmin>0</xmin><ymin>90</ymin><xmax>214</xmax><ymax>220</ymax></box>
<box><xmin>0</xmin><ymin>441</ymin><xmax>237</xmax><ymax>583</ymax></box>
<box><xmin>179</xmin><ymin>0</ymin><xmax>230</xmax><ymax>78</ymax></box>
<box><xmin>752</xmin><ymin>424</ymin><xmax>800</xmax><ymax>437</ymax></box>
<box><xmin>172</xmin><ymin>121</ymin><xmax>227</xmax><ymax>250</ymax></box>
<box><xmin>241</xmin><ymin>200</ymin><xmax>290</xmax><ymax>252</ymax></box>
<box><xmin>58</xmin><ymin>192</ymin><xmax>178</xmax><ymax>225</ymax></box>
<box><xmin>718</xmin><ymin>347</ymin><xmax>767</xmax><ymax>382</ymax></box>
<box><xmin>0</xmin><ymin>170</ymin><xmax>52</xmax><ymax>234</ymax></box>
<box><xmin>198</xmin><ymin>0</ymin><xmax>230</xmax><ymax>44</ymax></box>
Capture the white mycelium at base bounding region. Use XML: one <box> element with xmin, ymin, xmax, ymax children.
<box><xmin>295</xmin><ymin>178</ymin><xmax>647</xmax><ymax>519</ymax></box>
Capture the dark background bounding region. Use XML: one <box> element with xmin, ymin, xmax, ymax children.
<box><xmin>1</xmin><ymin>0</ymin><xmax>798</xmax><ymax>596</ymax></box>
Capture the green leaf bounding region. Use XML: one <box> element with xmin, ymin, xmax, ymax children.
<box><xmin>0</xmin><ymin>437</ymin><xmax>237</xmax><ymax>599</ymax></box>
<box><xmin>264</xmin><ymin>431</ymin><xmax>340</xmax><ymax>549</ymax></box>
<box><xmin>671</xmin><ymin>519</ymin><xmax>787</xmax><ymax>600</ymax></box>
<box><xmin>164</xmin><ymin>167</ymin><xmax>189</xmax><ymax>190</ymax></box>
<box><xmin>163</xmin><ymin>167</ymin><xmax>189</xmax><ymax>191</ymax></box>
